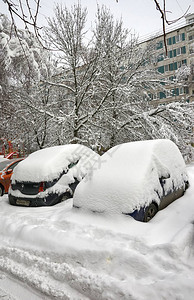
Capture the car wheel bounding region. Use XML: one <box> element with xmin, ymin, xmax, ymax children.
<box><xmin>0</xmin><ymin>185</ymin><xmax>4</xmax><ymax>196</ymax></box>
<box><xmin>143</xmin><ymin>203</ymin><xmax>158</xmax><ymax>222</ymax></box>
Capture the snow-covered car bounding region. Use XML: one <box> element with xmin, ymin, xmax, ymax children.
<box><xmin>0</xmin><ymin>158</ymin><xmax>23</xmax><ymax>196</ymax></box>
<box><xmin>9</xmin><ymin>144</ymin><xmax>99</xmax><ymax>207</ymax></box>
<box><xmin>73</xmin><ymin>139</ymin><xmax>189</xmax><ymax>222</ymax></box>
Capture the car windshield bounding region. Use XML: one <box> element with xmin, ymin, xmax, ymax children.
<box><xmin>0</xmin><ymin>159</ymin><xmax>19</xmax><ymax>171</ymax></box>
<box><xmin>0</xmin><ymin>160</ymin><xmax>11</xmax><ymax>171</ymax></box>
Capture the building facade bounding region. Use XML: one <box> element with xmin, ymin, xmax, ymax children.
<box><xmin>141</xmin><ymin>13</ymin><xmax>194</xmax><ymax>105</ymax></box>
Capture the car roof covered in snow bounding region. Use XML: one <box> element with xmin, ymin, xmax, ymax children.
<box><xmin>73</xmin><ymin>139</ymin><xmax>188</xmax><ymax>214</ymax></box>
<box><xmin>12</xmin><ymin>144</ymin><xmax>99</xmax><ymax>183</ymax></box>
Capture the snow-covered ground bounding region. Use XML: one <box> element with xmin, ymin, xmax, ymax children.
<box><xmin>0</xmin><ymin>163</ymin><xmax>194</xmax><ymax>300</ymax></box>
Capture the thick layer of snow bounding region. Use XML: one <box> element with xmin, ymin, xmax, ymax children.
<box><xmin>12</xmin><ymin>144</ymin><xmax>99</xmax><ymax>183</ymax></box>
<box><xmin>10</xmin><ymin>145</ymin><xmax>100</xmax><ymax>200</ymax></box>
<box><xmin>0</xmin><ymin>164</ymin><xmax>193</xmax><ymax>299</ymax></box>
<box><xmin>74</xmin><ymin>139</ymin><xmax>188</xmax><ymax>214</ymax></box>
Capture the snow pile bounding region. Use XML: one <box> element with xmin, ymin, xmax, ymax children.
<box><xmin>0</xmin><ymin>164</ymin><xmax>193</xmax><ymax>299</ymax></box>
<box><xmin>74</xmin><ymin>139</ymin><xmax>188</xmax><ymax>214</ymax></box>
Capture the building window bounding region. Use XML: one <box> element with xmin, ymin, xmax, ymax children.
<box><xmin>189</xmin><ymin>35</ymin><xmax>194</xmax><ymax>41</ymax></box>
<box><xmin>177</xmin><ymin>48</ymin><xmax>181</xmax><ymax>55</ymax></box>
<box><xmin>181</xmin><ymin>33</ymin><xmax>185</xmax><ymax>41</ymax></box>
<box><xmin>184</xmin><ymin>87</ymin><xmax>189</xmax><ymax>94</ymax></box>
<box><xmin>170</xmin><ymin>88</ymin><xmax>179</xmax><ymax>96</ymax></box>
<box><xmin>169</xmin><ymin>63</ymin><xmax>174</xmax><ymax>71</ymax></box>
<box><xmin>168</xmin><ymin>33</ymin><xmax>185</xmax><ymax>44</ymax></box>
<box><xmin>167</xmin><ymin>37</ymin><xmax>172</xmax><ymax>45</ymax></box>
<box><xmin>159</xmin><ymin>92</ymin><xmax>166</xmax><ymax>99</ymax></box>
<box><xmin>156</xmin><ymin>41</ymin><xmax>163</xmax><ymax>49</ymax></box>
<box><xmin>176</xmin><ymin>34</ymin><xmax>180</xmax><ymax>43</ymax></box>
<box><xmin>165</xmin><ymin>65</ymin><xmax>169</xmax><ymax>72</ymax></box>
<box><xmin>166</xmin><ymin>46</ymin><xmax>186</xmax><ymax>57</ymax></box>
<box><xmin>181</xmin><ymin>46</ymin><xmax>186</xmax><ymax>54</ymax></box>
<box><xmin>158</xmin><ymin>66</ymin><xmax>164</xmax><ymax>73</ymax></box>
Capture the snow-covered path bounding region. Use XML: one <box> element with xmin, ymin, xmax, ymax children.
<box><xmin>0</xmin><ymin>164</ymin><xmax>194</xmax><ymax>299</ymax></box>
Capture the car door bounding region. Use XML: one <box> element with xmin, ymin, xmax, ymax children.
<box><xmin>1</xmin><ymin>161</ymin><xmax>22</xmax><ymax>193</ymax></box>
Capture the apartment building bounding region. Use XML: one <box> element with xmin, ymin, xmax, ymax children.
<box><xmin>141</xmin><ymin>13</ymin><xmax>194</xmax><ymax>104</ymax></box>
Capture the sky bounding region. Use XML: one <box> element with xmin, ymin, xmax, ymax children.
<box><xmin>1</xmin><ymin>0</ymin><xmax>194</xmax><ymax>39</ymax></box>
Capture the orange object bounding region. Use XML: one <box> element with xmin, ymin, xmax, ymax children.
<box><xmin>0</xmin><ymin>158</ymin><xmax>23</xmax><ymax>195</ymax></box>
<box><xmin>0</xmin><ymin>138</ymin><xmax>24</xmax><ymax>158</ymax></box>
<box><xmin>5</xmin><ymin>152</ymin><xmax>19</xmax><ymax>159</ymax></box>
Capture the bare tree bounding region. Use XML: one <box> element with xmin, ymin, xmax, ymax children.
<box><xmin>89</xmin><ymin>6</ymin><xmax>163</xmax><ymax>150</ymax></box>
<box><xmin>2</xmin><ymin>0</ymin><xmax>42</xmax><ymax>37</ymax></box>
<box><xmin>44</xmin><ymin>3</ymin><xmax>101</xmax><ymax>145</ymax></box>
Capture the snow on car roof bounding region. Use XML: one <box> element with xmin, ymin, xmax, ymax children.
<box><xmin>12</xmin><ymin>144</ymin><xmax>99</xmax><ymax>183</ymax></box>
<box><xmin>73</xmin><ymin>139</ymin><xmax>188</xmax><ymax>214</ymax></box>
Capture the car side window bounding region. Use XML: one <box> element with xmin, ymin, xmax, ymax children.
<box><xmin>68</xmin><ymin>160</ymin><xmax>79</xmax><ymax>169</ymax></box>
<box><xmin>8</xmin><ymin>161</ymin><xmax>20</xmax><ymax>171</ymax></box>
